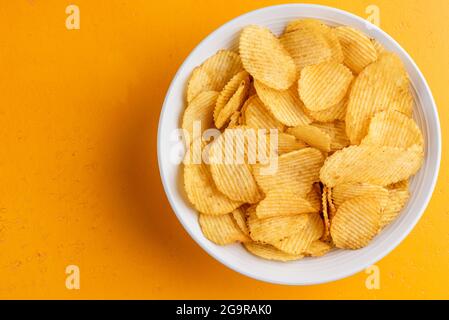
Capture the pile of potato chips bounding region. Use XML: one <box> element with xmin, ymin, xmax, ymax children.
<box><xmin>181</xmin><ymin>19</ymin><xmax>424</xmax><ymax>261</ymax></box>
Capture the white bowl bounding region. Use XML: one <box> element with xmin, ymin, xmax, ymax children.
<box><xmin>157</xmin><ymin>4</ymin><xmax>441</xmax><ymax>285</ymax></box>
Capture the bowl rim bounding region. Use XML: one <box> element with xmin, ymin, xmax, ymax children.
<box><xmin>157</xmin><ymin>3</ymin><xmax>441</xmax><ymax>285</ymax></box>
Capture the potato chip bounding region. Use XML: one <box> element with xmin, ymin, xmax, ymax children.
<box><xmin>273</xmin><ymin>213</ymin><xmax>324</xmax><ymax>254</ymax></box>
<box><xmin>304</xmin><ymin>240</ymin><xmax>334</xmax><ymax>257</ymax></box>
<box><xmin>187</xmin><ymin>50</ymin><xmax>243</xmax><ymax>102</ymax></box>
<box><xmin>362</xmin><ymin>110</ymin><xmax>424</xmax><ymax>149</ymax></box>
<box><xmin>247</xmin><ymin>208</ymin><xmax>311</xmax><ymax>244</ymax></box>
<box><xmin>227</xmin><ymin>111</ymin><xmax>241</xmax><ymax>129</ymax></box>
<box><xmin>330</xmin><ymin>196</ymin><xmax>382</xmax><ymax>249</ymax></box>
<box><xmin>322</xmin><ymin>187</ymin><xmax>331</xmax><ymax>240</ymax></box>
<box><xmin>184</xmin><ymin>162</ymin><xmax>242</xmax><ymax>215</ymax></box>
<box><xmin>307</xmin><ymin>183</ymin><xmax>323</xmax><ymax>212</ymax></box>
<box><xmin>256</xmin><ymin>189</ymin><xmax>318</xmax><ymax>219</ymax></box>
<box><xmin>308</xmin><ymin>97</ymin><xmax>347</xmax><ymax>123</ymax></box>
<box><xmin>244</xmin><ymin>242</ymin><xmax>304</xmax><ymax>261</ymax></box>
<box><xmin>371</xmin><ymin>39</ymin><xmax>386</xmax><ymax>56</ymax></box>
<box><xmin>214</xmin><ymin>71</ymin><xmax>250</xmax><ymax>128</ymax></box>
<box><xmin>336</xmin><ymin>26</ymin><xmax>378</xmax><ymax>74</ymax></box>
<box><xmin>299</xmin><ymin>61</ymin><xmax>354</xmax><ymax>111</ymax></box>
<box><xmin>320</xmin><ymin>145</ymin><xmax>423</xmax><ymax>187</ymax></box>
<box><xmin>287</xmin><ymin>125</ymin><xmax>331</xmax><ymax>152</ymax></box>
<box><xmin>332</xmin><ymin>183</ymin><xmax>389</xmax><ymax>209</ymax></box>
<box><xmin>276</xmin><ymin>133</ymin><xmax>307</xmax><ymax>154</ymax></box>
<box><xmin>182</xmin><ymin>91</ymin><xmax>219</xmax><ymax>138</ymax></box>
<box><xmin>199</xmin><ymin>213</ymin><xmax>249</xmax><ymax>245</ymax></box>
<box><xmin>209</xmin><ymin>129</ymin><xmax>262</xmax><ymax>203</ymax></box>
<box><xmin>346</xmin><ymin>53</ymin><xmax>412</xmax><ymax>144</ymax></box>
<box><xmin>253</xmin><ymin>148</ymin><xmax>325</xmax><ymax>195</ymax></box>
<box><xmin>312</xmin><ymin>121</ymin><xmax>350</xmax><ymax>152</ymax></box>
<box><xmin>242</xmin><ymin>95</ymin><xmax>284</xmax><ymax>131</ymax></box>
<box><xmin>327</xmin><ymin>186</ymin><xmax>336</xmax><ymax>218</ymax></box>
<box><xmin>231</xmin><ymin>206</ymin><xmax>250</xmax><ymax>236</ymax></box>
<box><xmin>380</xmin><ymin>181</ymin><xmax>410</xmax><ymax>229</ymax></box>
<box><xmin>239</xmin><ymin>25</ymin><xmax>297</xmax><ymax>90</ymax></box>
<box><xmin>254</xmin><ymin>80</ymin><xmax>312</xmax><ymax>127</ymax></box>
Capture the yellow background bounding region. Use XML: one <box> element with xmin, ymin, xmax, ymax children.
<box><xmin>0</xmin><ymin>0</ymin><xmax>448</xmax><ymax>299</ymax></box>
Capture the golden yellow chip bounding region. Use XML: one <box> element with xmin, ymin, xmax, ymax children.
<box><xmin>247</xmin><ymin>209</ymin><xmax>312</xmax><ymax>244</ymax></box>
<box><xmin>184</xmin><ymin>162</ymin><xmax>242</xmax><ymax>215</ymax></box>
<box><xmin>346</xmin><ymin>52</ymin><xmax>412</xmax><ymax>144</ymax></box>
<box><xmin>320</xmin><ymin>145</ymin><xmax>424</xmax><ymax>187</ymax></box>
<box><xmin>336</xmin><ymin>26</ymin><xmax>378</xmax><ymax>74</ymax></box>
<box><xmin>304</xmin><ymin>240</ymin><xmax>334</xmax><ymax>257</ymax></box>
<box><xmin>253</xmin><ymin>148</ymin><xmax>325</xmax><ymax>195</ymax></box>
<box><xmin>371</xmin><ymin>39</ymin><xmax>386</xmax><ymax>56</ymax></box>
<box><xmin>244</xmin><ymin>242</ymin><xmax>304</xmax><ymax>261</ymax></box>
<box><xmin>276</xmin><ymin>133</ymin><xmax>307</xmax><ymax>154</ymax></box>
<box><xmin>332</xmin><ymin>183</ymin><xmax>389</xmax><ymax>209</ymax></box>
<box><xmin>330</xmin><ymin>196</ymin><xmax>382</xmax><ymax>249</ymax></box>
<box><xmin>182</xmin><ymin>91</ymin><xmax>219</xmax><ymax>138</ymax></box>
<box><xmin>254</xmin><ymin>80</ymin><xmax>312</xmax><ymax>127</ymax></box>
<box><xmin>299</xmin><ymin>61</ymin><xmax>354</xmax><ymax>111</ymax></box>
<box><xmin>308</xmin><ymin>97</ymin><xmax>348</xmax><ymax>123</ymax></box>
<box><xmin>362</xmin><ymin>110</ymin><xmax>424</xmax><ymax>149</ymax></box>
<box><xmin>327</xmin><ymin>186</ymin><xmax>337</xmax><ymax>218</ymax></box>
<box><xmin>311</xmin><ymin>121</ymin><xmax>350</xmax><ymax>152</ymax></box>
<box><xmin>214</xmin><ymin>71</ymin><xmax>250</xmax><ymax>129</ymax></box>
<box><xmin>307</xmin><ymin>183</ymin><xmax>323</xmax><ymax>212</ymax></box>
<box><xmin>239</xmin><ymin>25</ymin><xmax>297</xmax><ymax>90</ymax></box>
<box><xmin>227</xmin><ymin>111</ymin><xmax>241</xmax><ymax>129</ymax></box>
<box><xmin>209</xmin><ymin>129</ymin><xmax>262</xmax><ymax>203</ymax></box>
<box><xmin>287</xmin><ymin>125</ymin><xmax>331</xmax><ymax>152</ymax></box>
<box><xmin>380</xmin><ymin>181</ymin><xmax>410</xmax><ymax>229</ymax></box>
<box><xmin>187</xmin><ymin>50</ymin><xmax>243</xmax><ymax>102</ymax></box>
<box><xmin>322</xmin><ymin>186</ymin><xmax>331</xmax><ymax>241</ymax></box>
<box><xmin>256</xmin><ymin>189</ymin><xmax>318</xmax><ymax>219</ymax></box>
<box><xmin>199</xmin><ymin>213</ymin><xmax>249</xmax><ymax>245</ymax></box>
<box><xmin>273</xmin><ymin>213</ymin><xmax>324</xmax><ymax>255</ymax></box>
<box><xmin>242</xmin><ymin>95</ymin><xmax>285</xmax><ymax>131</ymax></box>
<box><xmin>231</xmin><ymin>206</ymin><xmax>250</xmax><ymax>236</ymax></box>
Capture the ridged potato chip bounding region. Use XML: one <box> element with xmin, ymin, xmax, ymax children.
<box><xmin>253</xmin><ymin>148</ymin><xmax>325</xmax><ymax>195</ymax></box>
<box><xmin>380</xmin><ymin>181</ymin><xmax>410</xmax><ymax>229</ymax></box>
<box><xmin>184</xmin><ymin>162</ymin><xmax>242</xmax><ymax>215</ymax></box>
<box><xmin>320</xmin><ymin>145</ymin><xmax>423</xmax><ymax>187</ymax></box>
<box><xmin>242</xmin><ymin>95</ymin><xmax>284</xmax><ymax>130</ymax></box>
<box><xmin>232</xmin><ymin>206</ymin><xmax>250</xmax><ymax>236</ymax></box>
<box><xmin>371</xmin><ymin>39</ymin><xmax>386</xmax><ymax>55</ymax></box>
<box><xmin>287</xmin><ymin>125</ymin><xmax>331</xmax><ymax>152</ymax></box>
<box><xmin>332</xmin><ymin>183</ymin><xmax>389</xmax><ymax>209</ymax></box>
<box><xmin>256</xmin><ymin>189</ymin><xmax>318</xmax><ymax>219</ymax></box>
<box><xmin>331</xmin><ymin>196</ymin><xmax>382</xmax><ymax>249</ymax></box>
<box><xmin>312</xmin><ymin>121</ymin><xmax>350</xmax><ymax>152</ymax></box>
<box><xmin>327</xmin><ymin>186</ymin><xmax>336</xmax><ymax>218</ymax></box>
<box><xmin>199</xmin><ymin>213</ymin><xmax>249</xmax><ymax>245</ymax></box>
<box><xmin>304</xmin><ymin>240</ymin><xmax>334</xmax><ymax>257</ymax></box>
<box><xmin>239</xmin><ymin>25</ymin><xmax>297</xmax><ymax>90</ymax></box>
<box><xmin>322</xmin><ymin>186</ymin><xmax>331</xmax><ymax>240</ymax></box>
<box><xmin>273</xmin><ymin>213</ymin><xmax>324</xmax><ymax>255</ymax></box>
<box><xmin>187</xmin><ymin>50</ymin><xmax>243</xmax><ymax>102</ymax></box>
<box><xmin>299</xmin><ymin>61</ymin><xmax>354</xmax><ymax>111</ymax></box>
<box><xmin>209</xmin><ymin>129</ymin><xmax>262</xmax><ymax>203</ymax></box>
<box><xmin>277</xmin><ymin>133</ymin><xmax>307</xmax><ymax>154</ymax></box>
<box><xmin>308</xmin><ymin>97</ymin><xmax>347</xmax><ymax>123</ymax></box>
<box><xmin>182</xmin><ymin>91</ymin><xmax>219</xmax><ymax>138</ymax></box>
<box><xmin>307</xmin><ymin>184</ymin><xmax>323</xmax><ymax>212</ymax></box>
<box><xmin>227</xmin><ymin>111</ymin><xmax>241</xmax><ymax>129</ymax></box>
<box><xmin>346</xmin><ymin>53</ymin><xmax>412</xmax><ymax>144</ymax></box>
<box><xmin>254</xmin><ymin>80</ymin><xmax>312</xmax><ymax>127</ymax></box>
<box><xmin>244</xmin><ymin>242</ymin><xmax>304</xmax><ymax>261</ymax></box>
<box><xmin>214</xmin><ymin>70</ymin><xmax>250</xmax><ymax>129</ymax></box>
<box><xmin>362</xmin><ymin>110</ymin><xmax>424</xmax><ymax>149</ymax></box>
<box><xmin>336</xmin><ymin>26</ymin><xmax>378</xmax><ymax>74</ymax></box>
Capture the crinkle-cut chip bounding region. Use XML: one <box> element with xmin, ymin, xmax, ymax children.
<box><xmin>309</xmin><ymin>97</ymin><xmax>348</xmax><ymax>122</ymax></box>
<box><xmin>227</xmin><ymin>111</ymin><xmax>241</xmax><ymax>129</ymax></box>
<box><xmin>239</xmin><ymin>25</ymin><xmax>297</xmax><ymax>90</ymax></box>
<box><xmin>182</xmin><ymin>91</ymin><xmax>219</xmax><ymax>138</ymax></box>
<box><xmin>307</xmin><ymin>184</ymin><xmax>322</xmax><ymax>211</ymax></box>
<box><xmin>184</xmin><ymin>162</ymin><xmax>242</xmax><ymax>215</ymax></box>
<box><xmin>299</xmin><ymin>62</ymin><xmax>354</xmax><ymax>111</ymax></box>
<box><xmin>199</xmin><ymin>213</ymin><xmax>249</xmax><ymax>245</ymax></box>
<box><xmin>320</xmin><ymin>145</ymin><xmax>423</xmax><ymax>187</ymax></box>
<box><xmin>388</xmin><ymin>180</ymin><xmax>409</xmax><ymax>191</ymax></box>
<box><xmin>336</xmin><ymin>26</ymin><xmax>378</xmax><ymax>74</ymax></box>
<box><xmin>287</xmin><ymin>125</ymin><xmax>331</xmax><ymax>152</ymax></box>
<box><xmin>284</xmin><ymin>18</ymin><xmax>329</xmax><ymax>34</ymax></box>
<box><xmin>254</xmin><ymin>80</ymin><xmax>312</xmax><ymax>127</ymax></box>
<box><xmin>322</xmin><ymin>187</ymin><xmax>331</xmax><ymax>240</ymax></box>
<box><xmin>273</xmin><ymin>213</ymin><xmax>324</xmax><ymax>254</ymax></box>
<box><xmin>256</xmin><ymin>190</ymin><xmax>318</xmax><ymax>219</ymax></box>
<box><xmin>247</xmin><ymin>209</ymin><xmax>311</xmax><ymax>244</ymax></box>
<box><xmin>243</xmin><ymin>95</ymin><xmax>285</xmax><ymax>130</ymax></box>
<box><xmin>253</xmin><ymin>148</ymin><xmax>325</xmax><ymax>194</ymax></box>
<box><xmin>371</xmin><ymin>39</ymin><xmax>386</xmax><ymax>56</ymax></box>
<box><xmin>304</xmin><ymin>240</ymin><xmax>334</xmax><ymax>257</ymax></box>
<box><xmin>214</xmin><ymin>71</ymin><xmax>250</xmax><ymax>129</ymax></box>
<box><xmin>327</xmin><ymin>186</ymin><xmax>337</xmax><ymax>218</ymax></box>
<box><xmin>244</xmin><ymin>242</ymin><xmax>304</xmax><ymax>261</ymax></box>
<box><xmin>332</xmin><ymin>183</ymin><xmax>389</xmax><ymax>209</ymax></box>
<box><xmin>187</xmin><ymin>50</ymin><xmax>243</xmax><ymax>102</ymax></box>
<box><xmin>380</xmin><ymin>181</ymin><xmax>410</xmax><ymax>229</ymax></box>
<box><xmin>362</xmin><ymin>110</ymin><xmax>424</xmax><ymax>149</ymax></box>
<box><xmin>231</xmin><ymin>206</ymin><xmax>250</xmax><ymax>236</ymax></box>
<box><xmin>209</xmin><ymin>129</ymin><xmax>262</xmax><ymax>203</ymax></box>
<box><xmin>312</xmin><ymin>121</ymin><xmax>350</xmax><ymax>152</ymax></box>
<box><xmin>277</xmin><ymin>133</ymin><xmax>307</xmax><ymax>154</ymax></box>
<box><xmin>331</xmin><ymin>196</ymin><xmax>382</xmax><ymax>249</ymax></box>
<box><xmin>346</xmin><ymin>52</ymin><xmax>412</xmax><ymax>144</ymax></box>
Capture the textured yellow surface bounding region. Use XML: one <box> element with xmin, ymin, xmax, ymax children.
<box><xmin>0</xmin><ymin>0</ymin><xmax>448</xmax><ymax>299</ymax></box>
